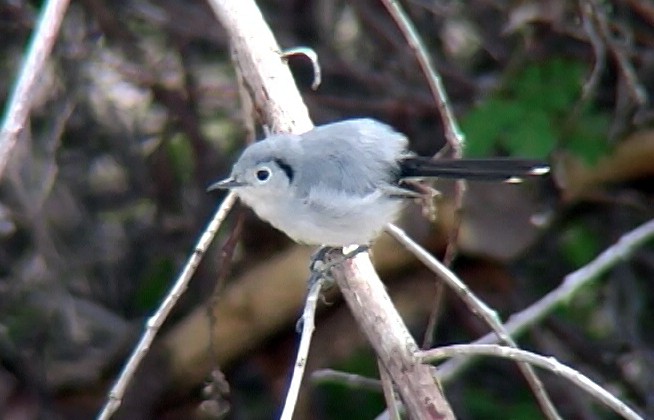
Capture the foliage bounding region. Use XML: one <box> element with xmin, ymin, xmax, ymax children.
<box><xmin>462</xmin><ymin>58</ymin><xmax>611</xmax><ymax>163</ymax></box>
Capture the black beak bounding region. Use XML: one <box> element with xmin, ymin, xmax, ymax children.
<box><xmin>207</xmin><ymin>177</ymin><xmax>246</xmax><ymax>192</ymax></box>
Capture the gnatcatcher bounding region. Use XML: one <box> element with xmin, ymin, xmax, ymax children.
<box><xmin>208</xmin><ymin>119</ymin><xmax>549</xmax><ymax>247</ymax></box>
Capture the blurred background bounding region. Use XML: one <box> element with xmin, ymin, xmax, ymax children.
<box><xmin>1</xmin><ymin>0</ymin><xmax>654</xmax><ymax>419</ymax></box>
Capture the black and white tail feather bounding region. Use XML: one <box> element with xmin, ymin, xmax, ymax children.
<box><xmin>399</xmin><ymin>157</ymin><xmax>550</xmax><ymax>183</ymax></box>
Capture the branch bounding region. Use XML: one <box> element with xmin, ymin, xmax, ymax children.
<box><xmin>0</xmin><ymin>0</ymin><xmax>71</xmax><ymax>181</ymax></box>
<box><xmin>380</xmin><ymin>0</ymin><xmax>468</xmax><ymax>357</ymax></box>
<box><xmin>379</xmin><ymin>0</ymin><xmax>463</xmax><ymax>151</ymax></box>
<box><xmin>437</xmin><ymin>218</ymin><xmax>654</xmax><ymax>379</ymax></box>
<box><xmin>98</xmin><ymin>193</ymin><xmax>238</xmax><ymax>419</ymax></box>
<box><xmin>420</xmin><ymin>345</ymin><xmax>643</xmax><ymax>420</ymax></box>
<box><xmin>206</xmin><ymin>0</ymin><xmax>313</xmax><ymax>134</ymax></box>
<box><xmin>332</xmin><ymin>249</ymin><xmax>455</xmax><ymax>419</ymax></box>
<box><xmin>280</xmin><ymin>276</ymin><xmax>325</xmax><ymax>420</ymax></box>
<box><xmin>205</xmin><ymin>1</ymin><xmax>455</xmax><ymax>418</ymax></box>
<box><xmin>386</xmin><ymin>224</ymin><xmax>560</xmax><ymax>418</ymax></box>
<box><xmin>311</xmin><ymin>369</ymin><xmax>383</xmax><ymax>392</ymax></box>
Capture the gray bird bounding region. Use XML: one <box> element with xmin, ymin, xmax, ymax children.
<box><xmin>209</xmin><ymin>119</ymin><xmax>549</xmax><ymax>247</ymax></box>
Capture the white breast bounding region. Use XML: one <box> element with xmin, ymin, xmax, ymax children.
<box><xmin>239</xmin><ymin>186</ymin><xmax>404</xmax><ymax>246</ymax></box>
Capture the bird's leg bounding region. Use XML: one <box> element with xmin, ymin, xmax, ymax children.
<box><xmin>298</xmin><ymin>245</ymin><xmax>370</xmax><ymax>332</ymax></box>
<box><xmin>308</xmin><ymin>245</ymin><xmax>370</xmax><ymax>287</ymax></box>
<box><xmin>308</xmin><ymin>246</ymin><xmax>336</xmax><ymax>273</ymax></box>
<box><xmin>308</xmin><ymin>246</ymin><xmax>337</xmax><ymax>289</ymax></box>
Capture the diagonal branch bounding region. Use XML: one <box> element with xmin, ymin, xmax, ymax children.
<box><xmin>98</xmin><ymin>192</ymin><xmax>238</xmax><ymax>419</ymax></box>
<box><xmin>420</xmin><ymin>344</ymin><xmax>643</xmax><ymax>420</ymax></box>
<box><xmin>437</xmin><ymin>218</ymin><xmax>654</xmax><ymax>380</ymax></box>
<box><xmin>206</xmin><ymin>1</ymin><xmax>455</xmax><ymax>418</ymax></box>
<box><xmin>386</xmin><ymin>223</ymin><xmax>560</xmax><ymax>419</ymax></box>
<box><xmin>0</xmin><ymin>0</ymin><xmax>71</xmax><ymax>181</ymax></box>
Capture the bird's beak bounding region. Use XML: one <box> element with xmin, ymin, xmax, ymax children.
<box><xmin>207</xmin><ymin>177</ymin><xmax>246</xmax><ymax>191</ymax></box>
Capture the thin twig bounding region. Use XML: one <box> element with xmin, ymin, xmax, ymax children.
<box><xmin>204</xmin><ymin>59</ymin><xmax>256</xmax><ymax>368</ymax></box>
<box><xmin>314</xmin><ymin>219</ymin><xmax>654</xmax><ymax>419</ymax></box>
<box><xmin>379</xmin><ymin>0</ymin><xmax>464</xmax><ymax>151</ymax></box>
<box><xmin>437</xmin><ymin>218</ymin><xmax>654</xmax><ymax>380</ymax></box>
<box><xmin>206</xmin><ymin>209</ymin><xmax>244</xmax><ymax>365</ymax></box>
<box><xmin>386</xmin><ymin>223</ymin><xmax>561</xmax><ymax>419</ymax></box>
<box><xmin>281</xmin><ymin>47</ymin><xmax>322</xmax><ymax>90</ymax></box>
<box><xmin>311</xmin><ymin>369</ymin><xmax>383</xmax><ymax>392</ymax></box>
<box><xmin>379</xmin><ymin>0</ymin><xmax>468</xmax><ymax>354</ymax></box>
<box><xmin>586</xmin><ymin>0</ymin><xmax>647</xmax><ymax>106</ymax></box>
<box><xmin>0</xmin><ymin>0</ymin><xmax>71</xmax><ymax>181</ymax></box>
<box><xmin>97</xmin><ymin>192</ymin><xmax>238</xmax><ymax>420</ymax></box>
<box><xmin>579</xmin><ymin>0</ymin><xmax>606</xmax><ymax>104</ymax></box>
<box><xmin>280</xmin><ymin>277</ymin><xmax>325</xmax><ymax>420</ymax></box>
<box><xmin>420</xmin><ymin>344</ymin><xmax>643</xmax><ymax>420</ymax></box>
<box><xmin>377</xmin><ymin>359</ymin><xmax>401</xmax><ymax>420</ymax></box>
<box><xmin>421</xmin><ymin>279</ymin><xmax>446</xmax><ymax>348</ymax></box>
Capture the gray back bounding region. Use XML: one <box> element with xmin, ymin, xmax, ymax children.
<box><xmin>291</xmin><ymin>119</ymin><xmax>407</xmax><ymax>197</ymax></box>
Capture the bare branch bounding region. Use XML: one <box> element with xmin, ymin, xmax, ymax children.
<box><xmin>437</xmin><ymin>218</ymin><xmax>654</xmax><ymax>379</ymax></box>
<box><xmin>280</xmin><ymin>277</ymin><xmax>325</xmax><ymax>420</ymax></box>
<box><xmin>386</xmin><ymin>223</ymin><xmax>560</xmax><ymax>419</ymax></box>
<box><xmin>98</xmin><ymin>192</ymin><xmax>238</xmax><ymax>419</ymax></box>
<box><xmin>379</xmin><ymin>0</ymin><xmax>469</xmax><ymax>357</ymax></box>
<box><xmin>311</xmin><ymin>369</ymin><xmax>383</xmax><ymax>392</ymax></box>
<box><xmin>0</xmin><ymin>0</ymin><xmax>71</xmax><ymax>181</ymax></box>
<box><xmin>420</xmin><ymin>345</ymin><xmax>643</xmax><ymax>420</ymax></box>
<box><xmin>333</xmin><ymin>249</ymin><xmax>455</xmax><ymax>419</ymax></box>
<box><xmin>379</xmin><ymin>0</ymin><xmax>464</xmax><ymax>151</ymax></box>
<box><xmin>205</xmin><ymin>0</ymin><xmax>313</xmax><ymax>134</ymax></box>
<box><xmin>378</xmin><ymin>359</ymin><xmax>402</xmax><ymax>420</ymax></box>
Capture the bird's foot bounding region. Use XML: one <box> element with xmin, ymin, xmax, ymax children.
<box><xmin>297</xmin><ymin>245</ymin><xmax>370</xmax><ymax>333</ymax></box>
<box><xmin>308</xmin><ymin>245</ymin><xmax>370</xmax><ymax>288</ymax></box>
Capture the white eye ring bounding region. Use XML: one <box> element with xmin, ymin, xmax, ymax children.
<box><xmin>255</xmin><ymin>167</ymin><xmax>271</xmax><ymax>183</ymax></box>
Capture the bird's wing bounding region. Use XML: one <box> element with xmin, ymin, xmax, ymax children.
<box><xmin>293</xmin><ymin>119</ymin><xmax>407</xmax><ymax>197</ymax></box>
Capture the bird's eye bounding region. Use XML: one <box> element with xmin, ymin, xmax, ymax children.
<box><xmin>255</xmin><ymin>167</ymin><xmax>271</xmax><ymax>183</ymax></box>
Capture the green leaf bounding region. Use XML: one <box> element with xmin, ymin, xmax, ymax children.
<box><xmin>462</xmin><ymin>57</ymin><xmax>609</xmax><ymax>162</ymax></box>
<box><xmin>463</xmin><ymin>98</ymin><xmax>526</xmax><ymax>157</ymax></box>
<box><xmin>502</xmin><ymin>109</ymin><xmax>557</xmax><ymax>158</ymax></box>
<box><xmin>512</xmin><ymin>58</ymin><xmax>584</xmax><ymax>113</ymax></box>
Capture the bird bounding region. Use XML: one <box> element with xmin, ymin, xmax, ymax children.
<box><xmin>208</xmin><ymin>118</ymin><xmax>549</xmax><ymax>248</ymax></box>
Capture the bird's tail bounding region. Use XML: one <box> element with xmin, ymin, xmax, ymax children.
<box><xmin>399</xmin><ymin>157</ymin><xmax>550</xmax><ymax>183</ymax></box>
